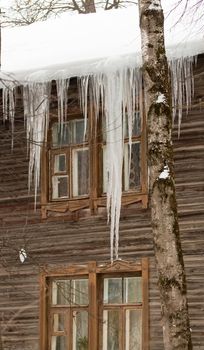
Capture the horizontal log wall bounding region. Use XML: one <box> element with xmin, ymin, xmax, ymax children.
<box><xmin>0</xmin><ymin>54</ymin><xmax>204</xmax><ymax>350</ymax></box>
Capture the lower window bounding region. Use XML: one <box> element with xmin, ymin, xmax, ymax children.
<box><xmin>40</xmin><ymin>259</ymin><xmax>148</xmax><ymax>350</ymax></box>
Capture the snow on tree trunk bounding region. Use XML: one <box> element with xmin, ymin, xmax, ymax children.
<box><xmin>138</xmin><ymin>0</ymin><xmax>192</xmax><ymax>349</ymax></box>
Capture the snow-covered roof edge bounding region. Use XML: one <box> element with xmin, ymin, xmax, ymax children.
<box><xmin>1</xmin><ymin>0</ymin><xmax>204</xmax><ymax>84</ymax></box>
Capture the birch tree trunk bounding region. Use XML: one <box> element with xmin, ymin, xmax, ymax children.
<box><xmin>138</xmin><ymin>1</ymin><xmax>192</xmax><ymax>349</ymax></box>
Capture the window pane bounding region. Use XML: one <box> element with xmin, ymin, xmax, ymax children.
<box><xmin>125</xmin><ymin>310</ymin><xmax>142</xmax><ymax>350</ymax></box>
<box><xmin>72</xmin><ymin>149</ymin><xmax>89</xmax><ymax>197</ymax></box>
<box><xmin>54</xmin><ymin>154</ymin><xmax>66</xmax><ymax>173</ymax></box>
<box><xmin>52</xmin><ymin>279</ymin><xmax>88</xmax><ymax>306</ymax></box>
<box><xmin>125</xmin><ymin>112</ymin><xmax>141</xmax><ymax>138</ymax></box>
<box><xmin>72</xmin><ymin>279</ymin><xmax>89</xmax><ymax>306</ymax></box>
<box><xmin>72</xmin><ymin>119</ymin><xmax>88</xmax><ymax>144</ymax></box>
<box><xmin>52</xmin><ymin>123</ymin><xmax>71</xmax><ymax>146</ymax></box>
<box><xmin>52</xmin><ymin>176</ymin><xmax>69</xmax><ymax>199</ymax></box>
<box><xmin>103</xmin><ymin>310</ymin><xmax>120</xmax><ymax>350</ymax></box>
<box><xmin>73</xmin><ymin>310</ymin><xmax>88</xmax><ymax>350</ymax></box>
<box><xmin>51</xmin><ymin>336</ymin><xmax>67</xmax><ymax>350</ymax></box>
<box><xmin>124</xmin><ymin>142</ymin><xmax>141</xmax><ymax>191</ymax></box>
<box><xmin>52</xmin><ymin>280</ymin><xmax>71</xmax><ymax>305</ymax></box>
<box><xmin>103</xmin><ymin>278</ymin><xmax>122</xmax><ymax>304</ymax></box>
<box><xmin>124</xmin><ymin>277</ymin><xmax>142</xmax><ymax>304</ymax></box>
<box><xmin>53</xmin><ymin>313</ymin><xmax>65</xmax><ymax>332</ymax></box>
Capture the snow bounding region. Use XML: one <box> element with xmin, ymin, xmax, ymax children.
<box><xmin>159</xmin><ymin>165</ymin><xmax>170</xmax><ymax>180</ymax></box>
<box><xmin>149</xmin><ymin>0</ymin><xmax>161</xmax><ymax>10</ymax></box>
<box><xmin>1</xmin><ymin>0</ymin><xmax>204</xmax><ymax>82</ymax></box>
<box><xmin>156</xmin><ymin>93</ymin><xmax>166</xmax><ymax>104</ymax></box>
<box><xmin>1</xmin><ymin>0</ymin><xmax>204</xmax><ymax>261</ymax></box>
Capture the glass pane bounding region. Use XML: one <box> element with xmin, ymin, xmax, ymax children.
<box><xmin>73</xmin><ymin>310</ymin><xmax>88</xmax><ymax>350</ymax></box>
<box><xmin>52</xmin><ymin>280</ymin><xmax>71</xmax><ymax>305</ymax></box>
<box><xmin>124</xmin><ymin>142</ymin><xmax>141</xmax><ymax>191</ymax></box>
<box><xmin>125</xmin><ymin>112</ymin><xmax>141</xmax><ymax>138</ymax></box>
<box><xmin>124</xmin><ymin>277</ymin><xmax>142</xmax><ymax>304</ymax></box>
<box><xmin>54</xmin><ymin>154</ymin><xmax>66</xmax><ymax>173</ymax></box>
<box><xmin>53</xmin><ymin>313</ymin><xmax>65</xmax><ymax>332</ymax></box>
<box><xmin>73</xmin><ymin>119</ymin><xmax>88</xmax><ymax>144</ymax></box>
<box><xmin>52</xmin><ymin>279</ymin><xmax>88</xmax><ymax>306</ymax></box>
<box><xmin>72</xmin><ymin>149</ymin><xmax>89</xmax><ymax>197</ymax></box>
<box><xmin>52</xmin><ymin>176</ymin><xmax>69</xmax><ymax>199</ymax></box>
<box><xmin>103</xmin><ymin>310</ymin><xmax>120</xmax><ymax>350</ymax></box>
<box><xmin>103</xmin><ymin>278</ymin><xmax>122</xmax><ymax>304</ymax></box>
<box><xmin>125</xmin><ymin>310</ymin><xmax>142</xmax><ymax>350</ymax></box>
<box><xmin>51</xmin><ymin>336</ymin><xmax>67</xmax><ymax>350</ymax></box>
<box><xmin>52</xmin><ymin>123</ymin><xmax>71</xmax><ymax>147</ymax></box>
<box><xmin>72</xmin><ymin>279</ymin><xmax>89</xmax><ymax>306</ymax></box>
<box><xmin>133</xmin><ymin>112</ymin><xmax>141</xmax><ymax>136</ymax></box>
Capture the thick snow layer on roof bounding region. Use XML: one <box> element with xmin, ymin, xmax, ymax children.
<box><xmin>1</xmin><ymin>0</ymin><xmax>204</xmax><ymax>82</ymax></box>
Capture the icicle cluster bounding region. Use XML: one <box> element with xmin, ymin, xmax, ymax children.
<box><xmin>169</xmin><ymin>56</ymin><xmax>195</xmax><ymax>135</ymax></box>
<box><xmin>79</xmin><ymin>69</ymin><xmax>143</xmax><ymax>261</ymax></box>
<box><xmin>1</xmin><ymin>56</ymin><xmax>196</xmax><ymax>261</ymax></box>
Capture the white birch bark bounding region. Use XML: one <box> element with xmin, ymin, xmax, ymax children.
<box><xmin>138</xmin><ymin>0</ymin><xmax>192</xmax><ymax>349</ymax></box>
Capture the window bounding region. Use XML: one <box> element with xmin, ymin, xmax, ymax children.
<box><xmin>40</xmin><ymin>259</ymin><xmax>149</xmax><ymax>350</ymax></box>
<box><xmin>41</xmin><ymin>94</ymin><xmax>148</xmax><ymax>218</ymax></box>
<box><xmin>50</xmin><ymin>119</ymin><xmax>89</xmax><ymax>200</ymax></box>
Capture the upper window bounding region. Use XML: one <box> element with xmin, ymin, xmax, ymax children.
<box><xmin>50</xmin><ymin>119</ymin><xmax>89</xmax><ymax>200</ymax></box>
<box><xmin>40</xmin><ymin>259</ymin><xmax>149</xmax><ymax>350</ymax></box>
<box><xmin>41</xmin><ymin>103</ymin><xmax>147</xmax><ymax>218</ymax></box>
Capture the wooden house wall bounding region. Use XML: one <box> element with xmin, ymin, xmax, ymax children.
<box><xmin>0</xmin><ymin>54</ymin><xmax>203</xmax><ymax>350</ymax></box>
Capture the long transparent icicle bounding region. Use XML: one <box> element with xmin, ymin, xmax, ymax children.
<box><xmin>23</xmin><ymin>82</ymin><xmax>51</xmax><ymax>205</ymax></box>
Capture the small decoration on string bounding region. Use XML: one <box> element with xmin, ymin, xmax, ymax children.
<box><xmin>19</xmin><ymin>248</ymin><xmax>27</xmax><ymax>263</ymax></box>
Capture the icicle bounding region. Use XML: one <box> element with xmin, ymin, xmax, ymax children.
<box><xmin>56</xmin><ymin>78</ymin><xmax>69</xmax><ymax>123</ymax></box>
<box><xmin>79</xmin><ymin>67</ymin><xmax>143</xmax><ymax>261</ymax></box>
<box><xmin>169</xmin><ymin>56</ymin><xmax>195</xmax><ymax>136</ymax></box>
<box><xmin>79</xmin><ymin>76</ymin><xmax>89</xmax><ymax>139</ymax></box>
<box><xmin>2</xmin><ymin>82</ymin><xmax>16</xmax><ymax>149</ymax></box>
<box><xmin>23</xmin><ymin>82</ymin><xmax>51</xmax><ymax>207</ymax></box>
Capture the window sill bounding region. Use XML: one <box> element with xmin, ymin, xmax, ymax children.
<box><xmin>41</xmin><ymin>192</ymin><xmax>148</xmax><ymax>219</ymax></box>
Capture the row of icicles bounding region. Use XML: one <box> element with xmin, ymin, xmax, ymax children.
<box><xmin>1</xmin><ymin>56</ymin><xmax>195</xmax><ymax>261</ymax></box>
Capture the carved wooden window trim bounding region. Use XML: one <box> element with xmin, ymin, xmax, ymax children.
<box><xmin>40</xmin><ymin>258</ymin><xmax>149</xmax><ymax>350</ymax></box>
<box><xmin>41</xmin><ymin>99</ymin><xmax>148</xmax><ymax>219</ymax></box>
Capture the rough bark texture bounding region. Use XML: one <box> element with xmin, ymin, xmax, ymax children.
<box><xmin>138</xmin><ymin>1</ymin><xmax>192</xmax><ymax>349</ymax></box>
<box><xmin>83</xmin><ymin>0</ymin><xmax>96</xmax><ymax>13</ymax></box>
